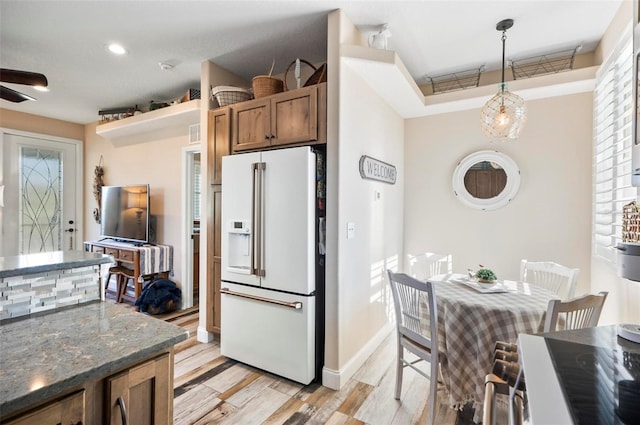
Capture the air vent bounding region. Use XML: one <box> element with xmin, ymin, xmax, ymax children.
<box><xmin>189</xmin><ymin>124</ymin><xmax>200</xmax><ymax>144</ymax></box>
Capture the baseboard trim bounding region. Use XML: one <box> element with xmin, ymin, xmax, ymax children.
<box><xmin>197</xmin><ymin>326</ymin><xmax>215</xmax><ymax>343</ymax></box>
<box><xmin>322</xmin><ymin>323</ymin><xmax>393</xmax><ymax>390</ymax></box>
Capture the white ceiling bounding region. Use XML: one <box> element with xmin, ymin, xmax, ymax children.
<box><xmin>0</xmin><ymin>0</ymin><xmax>623</xmax><ymax>125</ymax></box>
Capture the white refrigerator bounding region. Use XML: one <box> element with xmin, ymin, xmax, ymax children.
<box><xmin>221</xmin><ymin>146</ymin><xmax>320</xmax><ymax>385</ymax></box>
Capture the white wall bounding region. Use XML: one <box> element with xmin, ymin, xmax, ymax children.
<box><xmin>84</xmin><ymin>124</ymin><xmax>191</xmax><ymax>290</ymax></box>
<box><xmin>404</xmin><ymin>92</ymin><xmax>593</xmax><ymax>294</ymax></box>
<box><xmin>322</xmin><ymin>11</ymin><xmax>405</xmax><ymax>389</ymax></box>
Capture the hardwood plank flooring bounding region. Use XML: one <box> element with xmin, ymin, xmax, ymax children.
<box><xmin>112</xmin><ymin>295</ymin><xmax>470</xmax><ymax>425</ymax></box>
<box><xmin>166</xmin><ymin>309</ymin><xmax>462</xmax><ymax>425</ymax></box>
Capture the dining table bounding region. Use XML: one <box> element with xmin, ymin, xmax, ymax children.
<box><xmin>424</xmin><ymin>273</ymin><xmax>560</xmax><ymax>423</ymax></box>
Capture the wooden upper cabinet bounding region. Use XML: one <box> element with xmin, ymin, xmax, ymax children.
<box><xmin>231</xmin><ymin>98</ymin><xmax>271</xmax><ymax>151</ymax></box>
<box><xmin>231</xmin><ymin>83</ymin><xmax>326</xmax><ymax>152</ymax></box>
<box><xmin>270</xmin><ymin>86</ymin><xmax>318</xmax><ymax>146</ymax></box>
<box><xmin>208</xmin><ymin>107</ymin><xmax>231</xmax><ymax>185</ymax></box>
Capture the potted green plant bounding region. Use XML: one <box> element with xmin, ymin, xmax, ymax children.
<box><xmin>475</xmin><ymin>268</ymin><xmax>497</xmax><ymax>283</ymax></box>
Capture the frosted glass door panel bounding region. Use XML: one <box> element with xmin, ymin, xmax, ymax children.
<box><xmin>20</xmin><ymin>146</ymin><xmax>62</xmax><ymax>253</ymax></box>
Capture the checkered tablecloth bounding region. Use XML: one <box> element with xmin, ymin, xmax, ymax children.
<box><xmin>424</xmin><ymin>273</ymin><xmax>559</xmax><ymax>421</ymax></box>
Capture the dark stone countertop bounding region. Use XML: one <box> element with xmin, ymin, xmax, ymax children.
<box><xmin>0</xmin><ymin>301</ymin><xmax>188</xmax><ymax>419</ymax></box>
<box><xmin>0</xmin><ymin>250</ymin><xmax>113</xmax><ymax>279</ymax></box>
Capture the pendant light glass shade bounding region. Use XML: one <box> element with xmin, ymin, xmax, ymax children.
<box><xmin>480</xmin><ymin>82</ymin><xmax>527</xmax><ymax>142</ymax></box>
<box><xmin>481</xmin><ymin>19</ymin><xmax>526</xmax><ymax>142</ymax></box>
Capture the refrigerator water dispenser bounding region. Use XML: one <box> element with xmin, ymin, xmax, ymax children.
<box><xmin>227</xmin><ymin>220</ymin><xmax>251</xmax><ymax>274</ymax></box>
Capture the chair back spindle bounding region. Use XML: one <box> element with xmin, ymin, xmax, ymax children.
<box><xmin>520</xmin><ymin>259</ymin><xmax>579</xmax><ymax>300</ymax></box>
<box><xmin>408</xmin><ymin>252</ymin><xmax>453</xmax><ymax>281</ymax></box>
<box><xmin>544</xmin><ymin>291</ymin><xmax>608</xmax><ymax>332</ymax></box>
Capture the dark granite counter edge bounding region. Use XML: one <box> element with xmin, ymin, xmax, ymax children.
<box><xmin>0</xmin><ymin>331</ymin><xmax>188</xmax><ymax>419</ymax></box>
<box><xmin>0</xmin><ymin>255</ymin><xmax>113</xmax><ymax>279</ymax></box>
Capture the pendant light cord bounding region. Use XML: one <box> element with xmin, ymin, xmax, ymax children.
<box><xmin>501</xmin><ymin>30</ymin><xmax>507</xmax><ymax>93</ymax></box>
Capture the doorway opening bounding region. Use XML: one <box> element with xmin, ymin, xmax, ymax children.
<box><xmin>182</xmin><ymin>146</ymin><xmax>201</xmax><ymax>309</ymax></box>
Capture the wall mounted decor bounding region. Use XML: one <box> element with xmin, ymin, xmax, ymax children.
<box><xmin>452</xmin><ymin>150</ymin><xmax>520</xmax><ymax>210</ymax></box>
<box><xmin>359</xmin><ymin>155</ymin><xmax>396</xmax><ymax>184</ymax></box>
<box><xmin>92</xmin><ymin>155</ymin><xmax>104</xmax><ymax>223</ymax></box>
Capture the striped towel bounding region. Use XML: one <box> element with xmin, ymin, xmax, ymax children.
<box><xmin>138</xmin><ymin>244</ymin><xmax>173</xmax><ymax>282</ymax></box>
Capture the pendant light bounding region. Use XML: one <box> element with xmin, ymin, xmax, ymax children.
<box><xmin>480</xmin><ymin>19</ymin><xmax>526</xmax><ymax>142</ymax></box>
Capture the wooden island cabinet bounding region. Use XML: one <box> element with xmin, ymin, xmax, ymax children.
<box><xmin>6</xmin><ymin>352</ymin><xmax>172</xmax><ymax>425</ymax></box>
<box><xmin>0</xmin><ymin>302</ymin><xmax>186</xmax><ymax>425</ymax></box>
<box><xmin>4</xmin><ymin>390</ymin><xmax>85</xmax><ymax>425</ymax></box>
<box><xmin>105</xmin><ymin>353</ymin><xmax>173</xmax><ymax>425</ymax></box>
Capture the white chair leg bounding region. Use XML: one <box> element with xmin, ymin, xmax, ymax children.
<box><xmin>428</xmin><ymin>363</ymin><xmax>438</xmax><ymax>425</ymax></box>
<box><xmin>395</xmin><ymin>341</ymin><xmax>403</xmax><ymax>400</ymax></box>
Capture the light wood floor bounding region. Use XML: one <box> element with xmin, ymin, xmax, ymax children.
<box><xmin>106</xmin><ymin>274</ymin><xmax>473</xmax><ymax>425</ymax></box>
<box><xmin>156</xmin><ymin>307</ymin><xmax>464</xmax><ymax>425</ymax></box>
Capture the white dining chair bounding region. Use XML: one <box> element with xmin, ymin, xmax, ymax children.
<box><xmin>519</xmin><ymin>259</ymin><xmax>579</xmax><ymax>300</ymax></box>
<box><xmin>543</xmin><ymin>291</ymin><xmax>608</xmax><ymax>332</ymax></box>
<box><xmin>387</xmin><ymin>270</ymin><xmax>445</xmax><ymax>425</ymax></box>
<box><xmin>408</xmin><ymin>252</ymin><xmax>453</xmax><ymax>281</ymax></box>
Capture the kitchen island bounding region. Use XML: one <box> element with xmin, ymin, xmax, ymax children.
<box><xmin>0</xmin><ymin>301</ymin><xmax>188</xmax><ymax>424</ymax></box>
<box><xmin>0</xmin><ymin>250</ymin><xmax>114</xmax><ymax>320</ymax></box>
<box><xmin>519</xmin><ymin>325</ymin><xmax>640</xmax><ymax>425</ymax></box>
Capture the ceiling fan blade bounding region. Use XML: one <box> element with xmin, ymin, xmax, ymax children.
<box><xmin>0</xmin><ymin>68</ymin><xmax>48</xmax><ymax>87</ymax></box>
<box><xmin>0</xmin><ymin>85</ymin><xmax>37</xmax><ymax>102</ymax></box>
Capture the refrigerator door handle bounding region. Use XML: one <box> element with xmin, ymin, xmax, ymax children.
<box><xmin>251</xmin><ymin>163</ymin><xmax>260</xmax><ymax>276</ymax></box>
<box><xmin>221</xmin><ymin>287</ymin><xmax>302</xmax><ymax>309</ymax></box>
<box><xmin>256</xmin><ymin>162</ymin><xmax>266</xmax><ymax>277</ymax></box>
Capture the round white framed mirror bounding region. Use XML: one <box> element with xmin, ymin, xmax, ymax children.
<box><xmin>452</xmin><ymin>150</ymin><xmax>520</xmax><ymax>210</ymax></box>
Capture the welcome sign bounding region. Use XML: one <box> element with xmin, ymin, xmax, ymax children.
<box><xmin>359</xmin><ymin>155</ymin><xmax>397</xmax><ymax>184</ymax></box>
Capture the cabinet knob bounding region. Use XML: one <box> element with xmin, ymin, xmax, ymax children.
<box><xmin>264</xmin><ymin>135</ymin><xmax>270</xmax><ymax>140</ymax></box>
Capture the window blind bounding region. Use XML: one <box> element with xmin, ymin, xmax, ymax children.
<box><xmin>193</xmin><ymin>157</ymin><xmax>201</xmax><ymax>220</ymax></box>
<box><xmin>593</xmin><ymin>33</ymin><xmax>637</xmax><ymax>263</ymax></box>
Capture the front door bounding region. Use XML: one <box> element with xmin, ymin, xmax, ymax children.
<box><xmin>0</xmin><ymin>130</ymin><xmax>82</xmax><ymax>256</ymax></box>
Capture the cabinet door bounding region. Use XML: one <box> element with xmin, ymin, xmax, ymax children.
<box><xmin>270</xmin><ymin>86</ymin><xmax>318</xmax><ymax>146</ymax></box>
<box><xmin>210</xmin><ymin>185</ymin><xmax>222</xmax><ymax>333</ymax></box>
<box><xmin>105</xmin><ymin>353</ymin><xmax>172</xmax><ymax>425</ymax></box>
<box><xmin>213</xmin><ymin>257</ymin><xmax>222</xmax><ymax>332</ymax></box>
<box><xmin>231</xmin><ymin>98</ymin><xmax>271</xmax><ymax>152</ymax></box>
<box><xmin>208</xmin><ymin>108</ymin><xmax>231</xmax><ymax>185</ymax></box>
<box><xmin>5</xmin><ymin>390</ymin><xmax>85</xmax><ymax>425</ymax></box>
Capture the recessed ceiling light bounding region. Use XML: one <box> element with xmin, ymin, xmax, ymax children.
<box><xmin>107</xmin><ymin>43</ymin><xmax>127</xmax><ymax>55</ymax></box>
<box><xmin>33</xmin><ymin>86</ymin><xmax>49</xmax><ymax>92</ymax></box>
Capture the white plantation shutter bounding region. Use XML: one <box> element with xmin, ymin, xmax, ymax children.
<box><xmin>193</xmin><ymin>156</ymin><xmax>201</xmax><ymax>220</ymax></box>
<box><xmin>593</xmin><ymin>33</ymin><xmax>637</xmax><ymax>263</ymax></box>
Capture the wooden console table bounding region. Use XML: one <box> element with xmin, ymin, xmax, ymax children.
<box><xmin>84</xmin><ymin>240</ymin><xmax>173</xmax><ymax>302</ymax></box>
